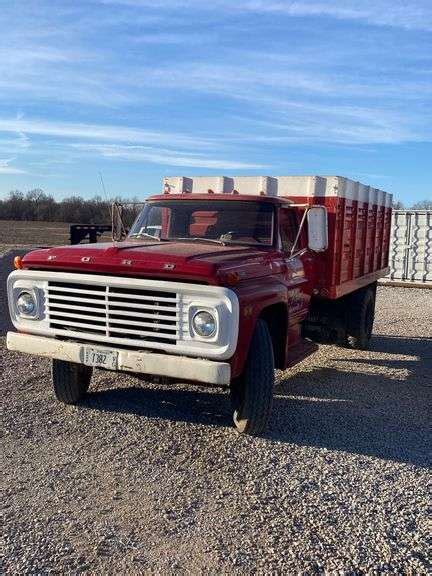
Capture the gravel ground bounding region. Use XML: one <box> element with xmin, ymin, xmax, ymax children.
<box><xmin>1</xmin><ymin>276</ymin><xmax>431</xmax><ymax>573</ymax></box>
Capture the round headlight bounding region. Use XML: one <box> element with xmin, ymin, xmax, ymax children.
<box><xmin>192</xmin><ymin>310</ymin><xmax>216</xmax><ymax>338</ymax></box>
<box><xmin>16</xmin><ymin>291</ymin><xmax>37</xmax><ymax>316</ymax></box>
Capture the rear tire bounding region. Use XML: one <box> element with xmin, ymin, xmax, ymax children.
<box><xmin>230</xmin><ymin>319</ymin><xmax>275</xmax><ymax>436</ymax></box>
<box><xmin>52</xmin><ymin>360</ymin><xmax>92</xmax><ymax>404</ymax></box>
<box><xmin>346</xmin><ymin>287</ymin><xmax>376</xmax><ymax>350</ymax></box>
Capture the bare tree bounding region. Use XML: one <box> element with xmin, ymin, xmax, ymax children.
<box><xmin>0</xmin><ymin>189</ymin><xmax>118</xmax><ymax>223</ymax></box>
<box><xmin>392</xmin><ymin>199</ymin><xmax>404</xmax><ymax>210</ymax></box>
<box><xmin>410</xmin><ymin>199</ymin><xmax>432</xmax><ymax>210</ymax></box>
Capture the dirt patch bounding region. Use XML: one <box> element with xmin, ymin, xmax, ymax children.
<box><xmin>0</xmin><ymin>220</ymin><xmax>112</xmax><ymax>252</ymax></box>
<box><xmin>0</xmin><ymin>220</ymin><xmax>72</xmax><ymax>250</ymax></box>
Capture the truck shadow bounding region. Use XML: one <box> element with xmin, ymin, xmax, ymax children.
<box><xmin>272</xmin><ymin>334</ymin><xmax>431</xmax><ymax>467</ymax></box>
<box><xmin>81</xmin><ymin>334</ymin><xmax>431</xmax><ymax>468</ymax></box>
<box><xmin>83</xmin><ymin>383</ymin><xmax>230</xmax><ymax>429</ymax></box>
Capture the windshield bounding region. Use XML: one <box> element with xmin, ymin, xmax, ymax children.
<box><xmin>128</xmin><ymin>200</ymin><xmax>275</xmax><ymax>246</ymax></box>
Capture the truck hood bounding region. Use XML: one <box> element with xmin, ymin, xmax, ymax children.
<box><xmin>22</xmin><ymin>240</ymin><xmax>277</xmax><ymax>285</ymax></box>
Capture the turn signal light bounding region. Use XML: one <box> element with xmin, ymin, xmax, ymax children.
<box><xmin>14</xmin><ymin>256</ymin><xmax>23</xmax><ymax>270</ymax></box>
<box><xmin>223</xmin><ymin>271</ymin><xmax>241</xmax><ymax>286</ymax></box>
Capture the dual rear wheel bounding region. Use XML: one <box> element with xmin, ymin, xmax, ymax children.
<box><xmin>346</xmin><ymin>287</ymin><xmax>376</xmax><ymax>350</ymax></box>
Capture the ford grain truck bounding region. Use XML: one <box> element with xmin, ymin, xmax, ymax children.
<box><xmin>7</xmin><ymin>176</ymin><xmax>392</xmax><ymax>435</ymax></box>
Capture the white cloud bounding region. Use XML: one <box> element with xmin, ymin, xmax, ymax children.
<box><xmin>0</xmin><ymin>118</ymin><xmax>215</xmax><ymax>149</ymax></box>
<box><xmin>0</xmin><ymin>0</ymin><xmax>430</xmax><ymax>190</ymax></box>
<box><xmin>0</xmin><ymin>47</ymin><xmax>87</xmax><ymax>66</ymax></box>
<box><xmin>0</xmin><ymin>132</ymin><xmax>30</xmax><ymax>156</ymax></box>
<box><xmin>130</xmin><ymin>32</ymin><xmax>214</xmax><ymax>45</ymax></box>
<box><xmin>72</xmin><ymin>143</ymin><xmax>265</xmax><ymax>169</ymax></box>
<box><xmin>0</xmin><ymin>68</ymin><xmax>134</xmax><ymax>108</ymax></box>
<box><xmin>125</xmin><ymin>63</ymin><xmax>431</xmax><ymax>145</ymax></box>
<box><xmin>0</xmin><ymin>159</ymin><xmax>26</xmax><ymax>175</ymax></box>
<box><xmin>0</xmin><ymin>118</ymin><xmax>263</xmax><ymax>170</ymax></box>
<box><xmin>135</xmin><ymin>60</ymin><xmax>432</xmax><ymax>105</ymax></box>
<box><xmin>98</xmin><ymin>0</ymin><xmax>432</xmax><ymax>31</ymax></box>
<box><xmin>243</xmin><ymin>0</ymin><xmax>432</xmax><ymax>31</ymax></box>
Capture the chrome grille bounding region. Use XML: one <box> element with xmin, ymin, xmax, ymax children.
<box><xmin>47</xmin><ymin>281</ymin><xmax>179</xmax><ymax>346</ymax></box>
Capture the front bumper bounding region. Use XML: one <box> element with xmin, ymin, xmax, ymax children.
<box><xmin>6</xmin><ymin>332</ymin><xmax>231</xmax><ymax>385</ymax></box>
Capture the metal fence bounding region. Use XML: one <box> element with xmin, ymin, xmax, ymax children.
<box><xmin>387</xmin><ymin>210</ymin><xmax>432</xmax><ymax>285</ymax></box>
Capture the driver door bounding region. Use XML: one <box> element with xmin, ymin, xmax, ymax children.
<box><xmin>279</xmin><ymin>207</ymin><xmax>310</xmax><ymax>350</ymax></box>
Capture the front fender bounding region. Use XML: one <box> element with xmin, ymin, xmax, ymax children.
<box><xmin>230</xmin><ymin>278</ymin><xmax>288</xmax><ymax>378</ymax></box>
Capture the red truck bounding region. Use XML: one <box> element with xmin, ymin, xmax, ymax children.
<box><xmin>7</xmin><ymin>175</ymin><xmax>392</xmax><ymax>435</ymax></box>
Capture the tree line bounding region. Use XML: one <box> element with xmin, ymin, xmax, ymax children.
<box><xmin>0</xmin><ymin>189</ymin><xmax>430</xmax><ymax>224</ymax></box>
<box><xmin>0</xmin><ymin>190</ymin><xmax>121</xmax><ymax>224</ymax></box>
<box><xmin>392</xmin><ymin>199</ymin><xmax>432</xmax><ymax>210</ymax></box>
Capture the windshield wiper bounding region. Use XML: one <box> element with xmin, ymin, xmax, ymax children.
<box><xmin>172</xmin><ymin>237</ymin><xmax>226</xmax><ymax>246</ymax></box>
<box><xmin>129</xmin><ymin>232</ymin><xmax>165</xmax><ymax>241</ymax></box>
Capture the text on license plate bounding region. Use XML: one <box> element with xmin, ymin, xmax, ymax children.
<box><xmin>83</xmin><ymin>347</ymin><xmax>118</xmax><ymax>369</ymax></box>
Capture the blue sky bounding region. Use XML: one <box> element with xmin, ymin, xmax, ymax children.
<box><xmin>0</xmin><ymin>0</ymin><xmax>431</xmax><ymax>204</ymax></box>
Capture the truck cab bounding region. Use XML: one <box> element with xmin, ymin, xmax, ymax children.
<box><xmin>7</xmin><ymin>176</ymin><xmax>392</xmax><ymax>435</ymax></box>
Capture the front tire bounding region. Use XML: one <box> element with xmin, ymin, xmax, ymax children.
<box><xmin>230</xmin><ymin>319</ymin><xmax>275</xmax><ymax>436</ymax></box>
<box><xmin>346</xmin><ymin>287</ymin><xmax>376</xmax><ymax>350</ymax></box>
<box><xmin>52</xmin><ymin>360</ymin><xmax>92</xmax><ymax>404</ymax></box>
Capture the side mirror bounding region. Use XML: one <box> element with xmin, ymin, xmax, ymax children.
<box><xmin>307</xmin><ymin>206</ymin><xmax>328</xmax><ymax>252</ymax></box>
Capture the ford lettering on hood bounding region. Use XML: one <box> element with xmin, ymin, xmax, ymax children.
<box><xmin>21</xmin><ymin>240</ymin><xmax>277</xmax><ymax>285</ymax></box>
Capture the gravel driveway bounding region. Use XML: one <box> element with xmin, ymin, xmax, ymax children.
<box><xmin>1</xmin><ymin>279</ymin><xmax>431</xmax><ymax>574</ymax></box>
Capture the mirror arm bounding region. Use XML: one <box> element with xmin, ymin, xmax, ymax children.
<box><xmin>286</xmin><ymin>247</ymin><xmax>308</xmax><ymax>261</ymax></box>
<box><xmin>111</xmin><ymin>201</ymin><xmax>127</xmax><ymax>242</ymax></box>
<box><xmin>290</xmin><ymin>207</ymin><xmax>309</xmax><ymax>257</ymax></box>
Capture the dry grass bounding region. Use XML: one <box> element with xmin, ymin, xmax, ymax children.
<box><xmin>0</xmin><ymin>220</ymin><xmax>113</xmax><ymax>256</ymax></box>
<box><xmin>0</xmin><ymin>220</ymin><xmax>71</xmax><ymax>248</ymax></box>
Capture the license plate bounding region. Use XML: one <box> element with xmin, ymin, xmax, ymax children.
<box><xmin>83</xmin><ymin>347</ymin><xmax>118</xmax><ymax>370</ymax></box>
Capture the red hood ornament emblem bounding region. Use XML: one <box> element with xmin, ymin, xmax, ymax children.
<box><xmin>163</xmin><ymin>263</ymin><xmax>176</xmax><ymax>270</ymax></box>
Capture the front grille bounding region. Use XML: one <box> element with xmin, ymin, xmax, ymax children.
<box><xmin>46</xmin><ymin>281</ymin><xmax>179</xmax><ymax>346</ymax></box>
